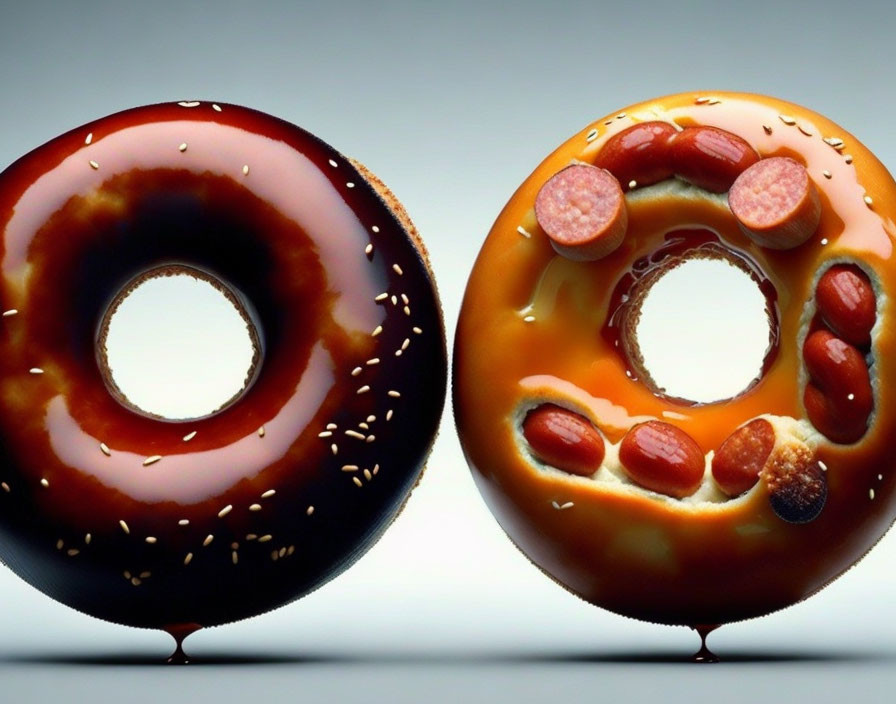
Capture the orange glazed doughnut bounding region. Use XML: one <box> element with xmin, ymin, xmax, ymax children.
<box><xmin>0</xmin><ymin>101</ymin><xmax>446</xmax><ymax>643</ymax></box>
<box><xmin>454</xmin><ymin>92</ymin><xmax>896</xmax><ymax>628</ymax></box>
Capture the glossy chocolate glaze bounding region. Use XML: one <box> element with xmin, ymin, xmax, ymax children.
<box><xmin>0</xmin><ymin>101</ymin><xmax>446</xmax><ymax>628</ymax></box>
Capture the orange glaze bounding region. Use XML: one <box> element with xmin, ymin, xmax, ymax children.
<box><xmin>455</xmin><ymin>92</ymin><xmax>896</xmax><ymax>625</ymax></box>
<box><xmin>0</xmin><ymin>101</ymin><xmax>446</xmax><ymax>629</ymax></box>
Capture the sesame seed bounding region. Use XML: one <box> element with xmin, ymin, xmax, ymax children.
<box><xmin>40</xmin><ymin>478</ymin><xmax>49</xmax><ymax>488</ymax></box>
<box><xmin>85</xmin><ymin>533</ymin><xmax>91</xmax><ymax>544</ymax></box>
<box><xmin>271</xmin><ymin>551</ymin><xmax>279</xmax><ymax>561</ymax></box>
<box><xmin>139</xmin><ymin>571</ymin><xmax>151</xmax><ymax>579</ymax></box>
<box><xmin>820</xmin><ymin>238</ymin><xmax>829</xmax><ymax>245</ymax></box>
<box><xmin>353</xmin><ymin>477</ymin><xmax>363</xmax><ymax>487</ymax></box>
<box><xmin>131</xmin><ymin>578</ymin><xmax>142</xmax><ymax>586</ymax></box>
<box><xmin>178</xmin><ymin>519</ymin><xmax>189</xmax><ymax>526</ymax></box>
<box><xmin>604</xmin><ymin>120</ymin><xmax>613</xmax><ymax>126</ymax></box>
<box><xmin>0</xmin><ymin>482</ymin><xmax>8</xmax><ymax>492</ymax></box>
<box><xmin>388</xmin><ymin>390</ymin><xmax>400</xmax><ymax>398</ymax></box>
<box><xmin>363</xmin><ymin>468</ymin><xmax>372</xmax><ymax>481</ymax></box>
<box><xmin>870</xmin><ymin>489</ymin><xmax>876</xmax><ymax>500</ymax></box>
<box><xmin>393</xmin><ymin>264</ymin><xmax>404</xmax><ymax>276</ymax></box>
<box><xmin>401</xmin><ymin>338</ymin><xmax>410</xmax><ymax>350</ymax></box>
<box><xmin>326</xmin><ymin>423</ymin><xmax>337</xmax><ymax>430</ymax></box>
<box><xmin>616</xmin><ymin>113</ymin><xmax>626</xmax><ymax>119</ymax></box>
<box><xmin>373</xmin><ymin>464</ymin><xmax>379</xmax><ymax>475</ymax></box>
<box><xmin>523</xmin><ymin>315</ymin><xmax>536</xmax><ymax>323</ymax></box>
<box><xmin>67</xmin><ymin>548</ymin><xmax>79</xmax><ymax>557</ymax></box>
<box><xmin>246</xmin><ymin>534</ymin><xmax>257</xmax><ymax>540</ymax></box>
<box><xmin>56</xmin><ymin>539</ymin><xmax>64</xmax><ymax>550</ymax></box>
<box><xmin>372</xmin><ymin>325</ymin><xmax>383</xmax><ymax>337</ymax></box>
<box><xmin>278</xmin><ymin>547</ymin><xmax>287</xmax><ymax>558</ymax></box>
<box><xmin>413</xmin><ymin>327</ymin><xmax>422</xmax><ymax>335</ymax></box>
<box><xmin>798</xmin><ymin>125</ymin><xmax>812</xmax><ymax>137</ymax></box>
<box><xmin>372</xmin><ymin>225</ymin><xmax>380</xmax><ymax>233</ymax></box>
<box><xmin>184</xmin><ymin>553</ymin><xmax>193</xmax><ymax>565</ymax></box>
<box><xmin>401</xmin><ymin>293</ymin><xmax>410</xmax><ymax>305</ymax></box>
<box><xmin>844</xmin><ymin>155</ymin><xmax>853</xmax><ymax>164</ymax></box>
<box><xmin>366</xmin><ymin>434</ymin><xmax>375</xmax><ymax>443</ymax></box>
<box><xmin>318</xmin><ymin>431</ymin><xmax>333</xmax><ymax>438</ymax></box>
<box><xmin>695</xmin><ymin>97</ymin><xmax>710</xmax><ymax>104</ymax></box>
<box><xmin>365</xmin><ymin>243</ymin><xmax>374</xmax><ymax>256</ymax></box>
<box><xmin>818</xmin><ymin>460</ymin><xmax>828</xmax><ymax>472</ymax></box>
<box><xmin>342</xmin><ymin>465</ymin><xmax>359</xmax><ymax>472</ymax></box>
<box><xmin>560</xmin><ymin>501</ymin><xmax>575</xmax><ymax>510</ymax></box>
<box><xmin>351</xmin><ymin>366</ymin><xmax>363</xmax><ymax>376</ymax></box>
<box><xmin>847</xmin><ymin>393</ymin><xmax>855</xmax><ymax>401</ymax></box>
<box><xmin>331</xmin><ymin>443</ymin><xmax>338</xmax><ymax>455</ymax></box>
<box><xmin>262</xmin><ymin>489</ymin><xmax>276</xmax><ymax>498</ymax></box>
<box><xmin>203</xmin><ymin>534</ymin><xmax>214</xmax><ymax>546</ymax></box>
<box><xmin>249</xmin><ymin>503</ymin><xmax>262</xmax><ymax>511</ymax></box>
<box><xmin>85</xmin><ymin>132</ymin><xmax>93</xmax><ymax>145</ymax></box>
<box><xmin>242</xmin><ymin>164</ymin><xmax>250</xmax><ymax>175</ymax></box>
<box><xmin>89</xmin><ymin>160</ymin><xmax>99</xmax><ymax>170</ymax></box>
<box><xmin>823</xmin><ymin>170</ymin><xmax>832</xmax><ymax>179</ymax></box>
<box><xmin>708</xmin><ymin>98</ymin><xmax>721</xmax><ymax>105</ymax></box>
<box><xmin>306</xmin><ymin>506</ymin><xmax>315</xmax><ymax>516</ymax></box>
<box><xmin>145</xmin><ymin>536</ymin><xmax>157</xmax><ymax>544</ymax></box>
<box><xmin>763</xmin><ymin>125</ymin><xmax>773</xmax><ymax>135</ymax></box>
<box><xmin>585</xmin><ymin>128</ymin><xmax>598</xmax><ymax>142</ymax></box>
<box><xmin>357</xmin><ymin>385</ymin><xmax>371</xmax><ymax>394</ymax></box>
<box><xmin>99</xmin><ymin>442</ymin><xmax>111</xmax><ymax>456</ymax></box>
<box><xmin>864</xmin><ymin>195</ymin><xmax>874</xmax><ymax>207</ymax></box>
<box><xmin>258</xmin><ymin>534</ymin><xmax>272</xmax><ymax>543</ymax></box>
<box><xmin>403</xmin><ymin>306</ymin><xmax>411</xmax><ymax>316</ymax></box>
<box><xmin>2</xmin><ymin>309</ymin><xmax>17</xmax><ymax>317</ymax></box>
<box><xmin>218</xmin><ymin>505</ymin><xmax>233</xmax><ymax>518</ymax></box>
<box><xmin>29</xmin><ymin>368</ymin><xmax>44</xmax><ymax>375</ymax></box>
<box><xmin>367</xmin><ymin>415</ymin><xmax>376</xmax><ymax>422</ymax></box>
<box><xmin>386</xmin><ymin>409</ymin><xmax>394</xmax><ymax>421</ymax></box>
<box><xmin>358</xmin><ymin>422</ymin><xmax>369</xmax><ymax>430</ymax></box>
<box><xmin>391</xmin><ymin>295</ymin><xmax>398</xmax><ymax>306</ymax></box>
<box><xmin>120</xmin><ymin>520</ymin><xmax>130</xmax><ymax>534</ymax></box>
<box><xmin>395</xmin><ymin>350</ymin><xmax>403</xmax><ymax>357</ymax></box>
<box><xmin>628</xmin><ymin>180</ymin><xmax>637</xmax><ymax>189</ymax></box>
<box><xmin>287</xmin><ymin>545</ymin><xmax>295</xmax><ymax>555</ymax></box>
<box><xmin>328</xmin><ymin>159</ymin><xmax>338</xmax><ymax>168</ymax></box>
<box><xmin>258</xmin><ymin>426</ymin><xmax>266</xmax><ymax>437</ymax></box>
<box><xmin>345</xmin><ymin>429</ymin><xmax>366</xmax><ymax>440</ymax></box>
<box><xmin>824</xmin><ymin>136</ymin><xmax>845</xmax><ymax>149</ymax></box>
<box><xmin>375</xmin><ymin>292</ymin><xmax>389</xmax><ymax>302</ymax></box>
<box><xmin>232</xmin><ymin>551</ymin><xmax>239</xmax><ymax>564</ymax></box>
<box><xmin>123</xmin><ymin>571</ymin><xmax>131</xmax><ymax>579</ymax></box>
<box><xmin>212</xmin><ymin>104</ymin><xmax>222</xmax><ymax>112</ymax></box>
<box><xmin>517</xmin><ymin>226</ymin><xmax>532</xmax><ymax>238</ymax></box>
<box><xmin>367</xmin><ymin>358</ymin><xmax>380</xmax><ymax>366</ymax></box>
<box><xmin>778</xmin><ymin>115</ymin><xmax>797</xmax><ymax>126</ymax></box>
<box><xmin>178</xmin><ymin>101</ymin><xmax>200</xmax><ymax>108</ymax></box>
<box><xmin>879</xmin><ymin>474</ymin><xmax>884</xmax><ymax>481</ymax></box>
<box><xmin>183</xmin><ymin>431</ymin><xmax>197</xmax><ymax>442</ymax></box>
<box><xmin>346</xmin><ymin>182</ymin><xmax>355</xmax><ymax>188</ymax></box>
<box><xmin>179</xmin><ymin>142</ymin><xmax>188</xmax><ymax>152</ymax></box>
<box><xmin>143</xmin><ymin>455</ymin><xmax>162</xmax><ymax>466</ymax></box>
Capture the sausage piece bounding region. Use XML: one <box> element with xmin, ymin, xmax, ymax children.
<box><xmin>668</xmin><ymin>126</ymin><xmax>760</xmax><ymax>193</ymax></box>
<box><xmin>534</xmin><ymin>164</ymin><xmax>627</xmax><ymax>261</ymax></box>
<box><xmin>802</xmin><ymin>329</ymin><xmax>873</xmax><ymax>443</ymax></box>
<box><xmin>522</xmin><ymin>404</ymin><xmax>605</xmax><ymax>476</ymax></box>
<box><xmin>593</xmin><ymin>121</ymin><xmax>677</xmax><ymax>189</ymax></box>
<box><xmin>618</xmin><ymin>421</ymin><xmax>705</xmax><ymax>498</ymax></box>
<box><xmin>729</xmin><ymin>156</ymin><xmax>821</xmax><ymax>249</ymax></box>
<box><xmin>815</xmin><ymin>265</ymin><xmax>876</xmax><ymax>347</ymax></box>
<box><xmin>712</xmin><ymin>418</ymin><xmax>775</xmax><ymax>497</ymax></box>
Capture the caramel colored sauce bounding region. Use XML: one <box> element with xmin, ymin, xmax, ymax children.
<box><xmin>455</xmin><ymin>91</ymin><xmax>896</xmax><ymax>625</ymax></box>
<box><xmin>0</xmin><ymin>102</ymin><xmax>446</xmax><ymax>628</ymax></box>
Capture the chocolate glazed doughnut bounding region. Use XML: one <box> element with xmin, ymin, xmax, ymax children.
<box><xmin>0</xmin><ymin>102</ymin><xmax>446</xmax><ymax>643</ymax></box>
<box><xmin>454</xmin><ymin>92</ymin><xmax>896</xmax><ymax>640</ymax></box>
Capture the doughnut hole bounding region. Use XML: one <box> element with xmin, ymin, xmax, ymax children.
<box><xmin>623</xmin><ymin>253</ymin><xmax>774</xmax><ymax>404</ymax></box>
<box><xmin>97</xmin><ymin>265</ymin><xmax>261</xmax><ymax>421</ymax></box>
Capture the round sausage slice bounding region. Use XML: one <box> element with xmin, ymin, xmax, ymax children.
<box><xmin>729</xmin><ymin>156</ymin><xmax>821</xmax><ymax>249</ymax></box>
<box><xmin>535</xmin><ymin>164</ymin><xmax>627</xmax><ymax>261</ymax></box>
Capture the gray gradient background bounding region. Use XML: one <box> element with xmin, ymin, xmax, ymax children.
<box><xmin>2</xmin><ymin>0</ymin><xmax>896</xmax><ymax>701</ymax></box>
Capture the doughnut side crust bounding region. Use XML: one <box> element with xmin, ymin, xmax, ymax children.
<box><xmin>0</xmin><ymin>102</ymin><xmax>447</xmax><ymax>628</ymax></box>
<box><xmin>454</xmin><ymin>92</ymin><xmax>896</xmax><ymax>625</ymax></box>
